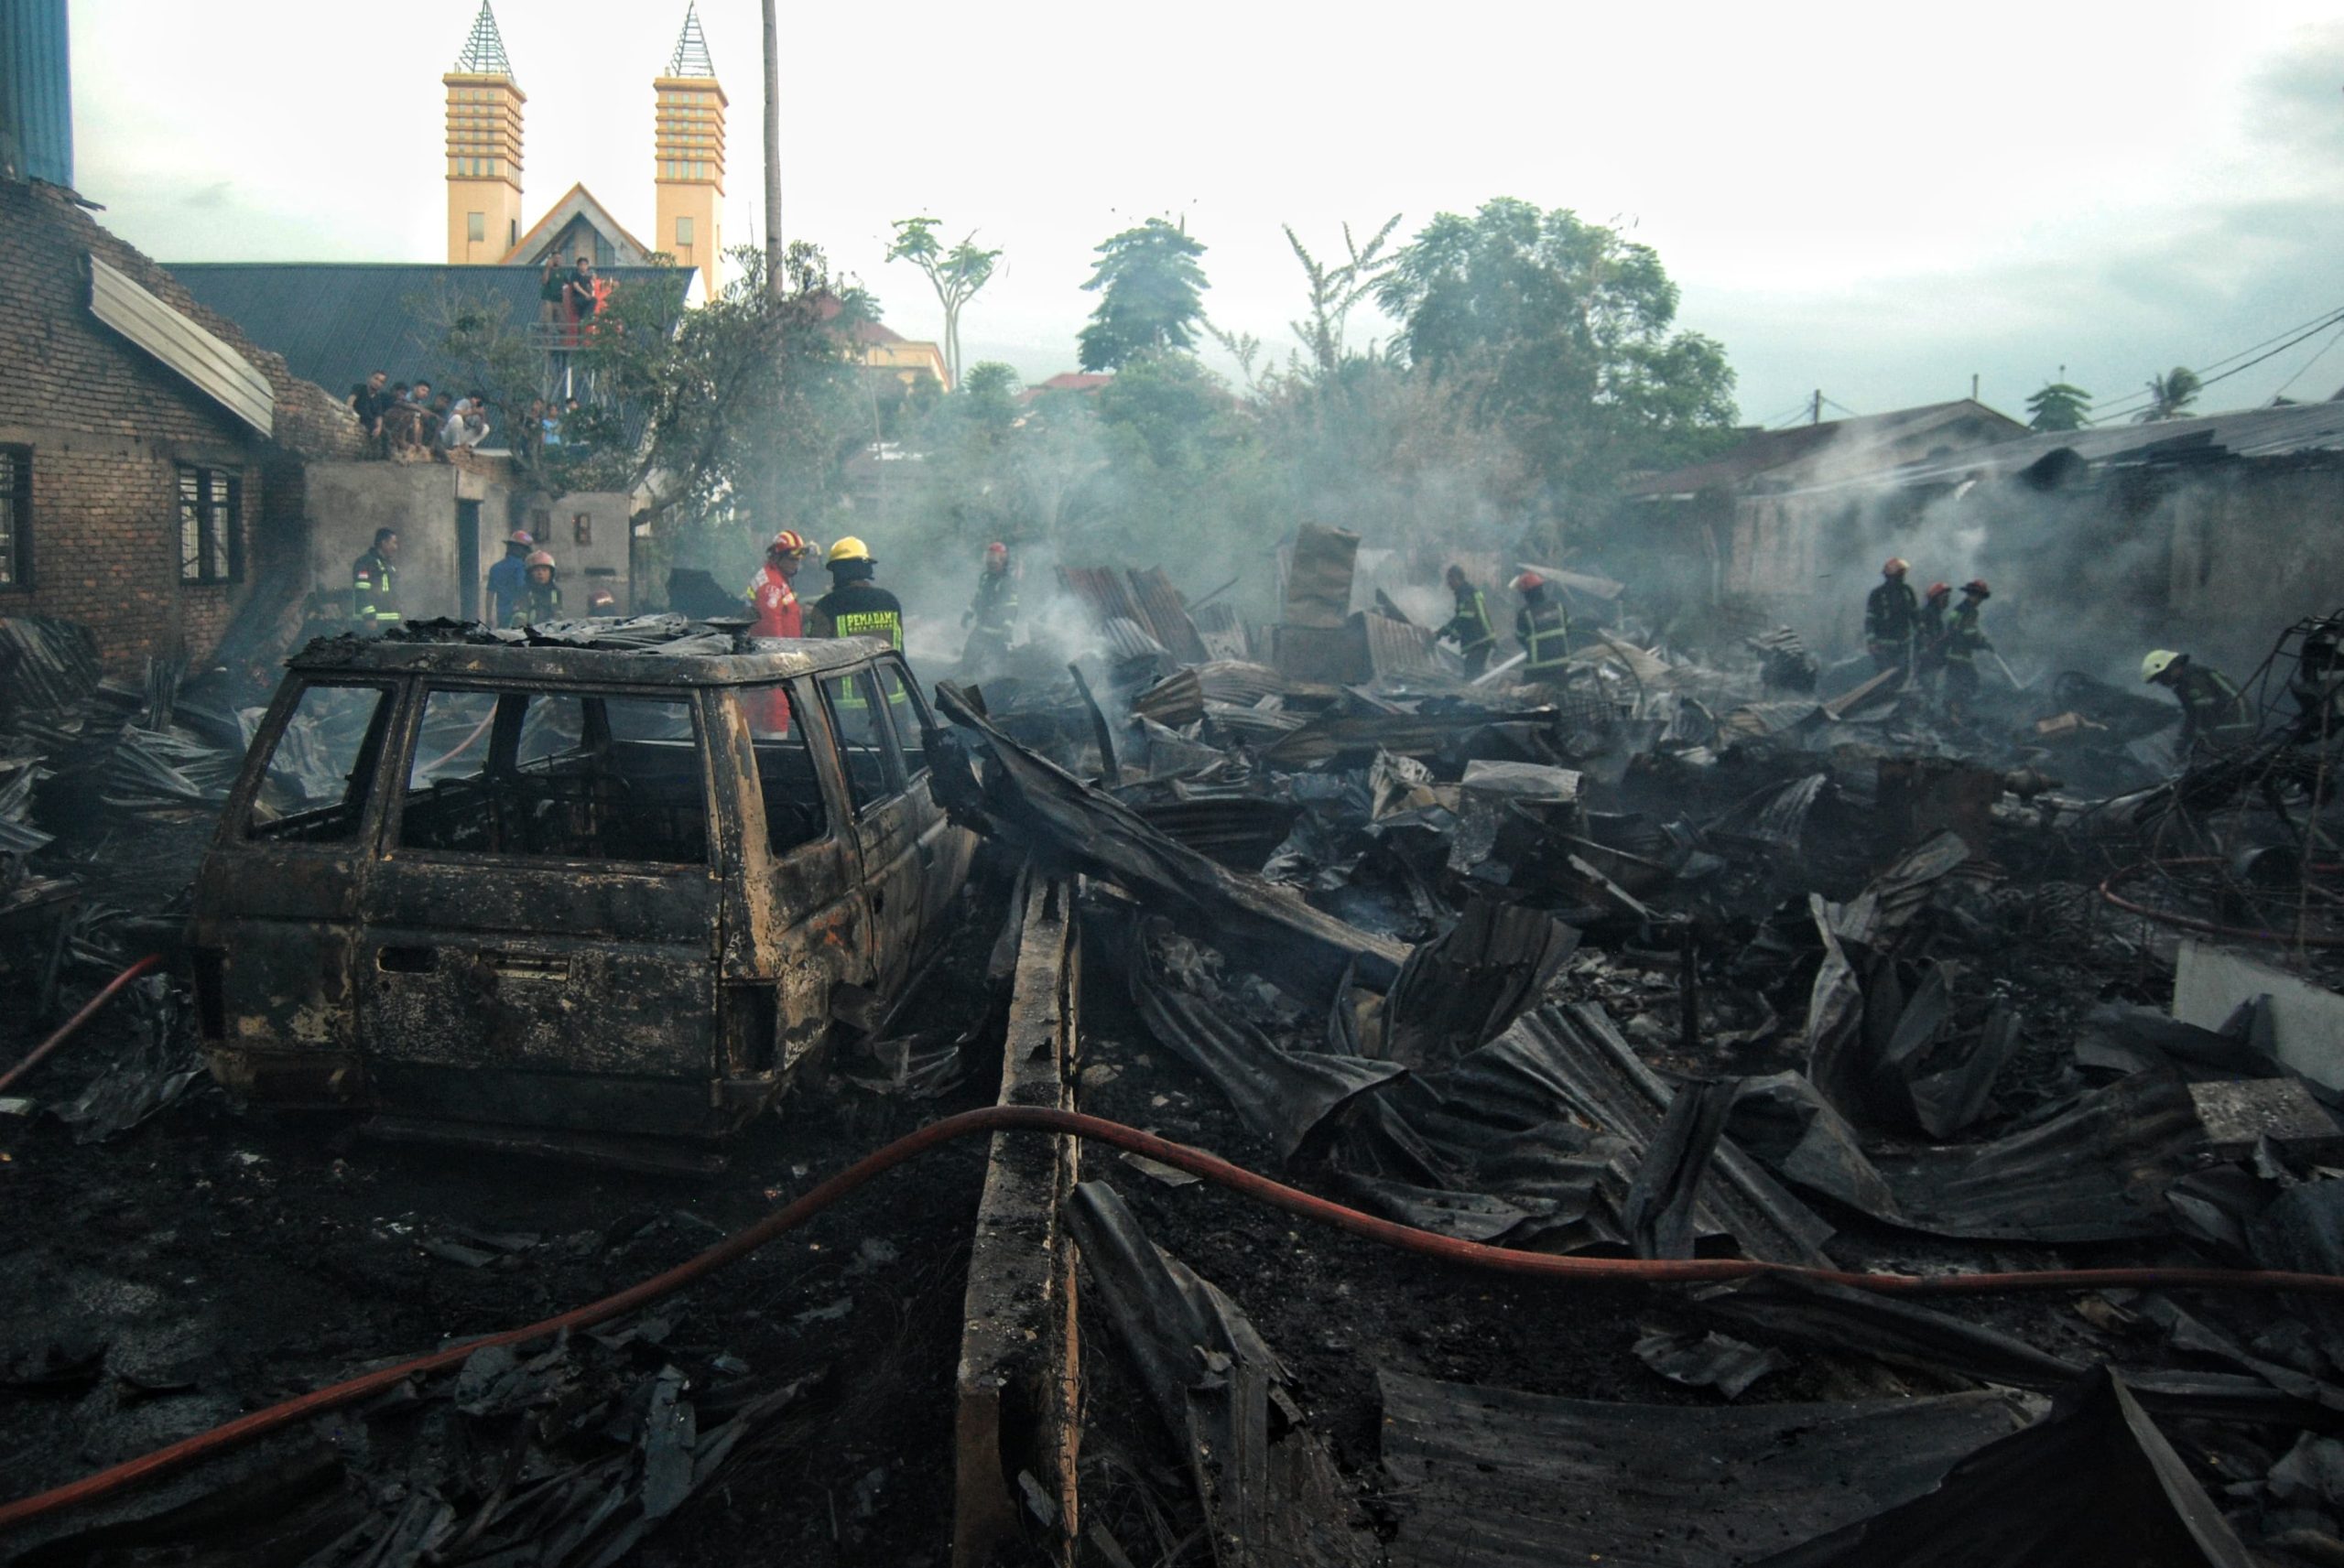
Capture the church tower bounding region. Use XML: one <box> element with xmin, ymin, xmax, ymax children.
<box><xmin>653</xmin><ymin>5</ymin><xmax>725</xmax><ymax>294</ymax></box>
<box><xmin>444</xmin><ymin>2</ymin><xmax>525</xmax><ymax>265</ymax></box>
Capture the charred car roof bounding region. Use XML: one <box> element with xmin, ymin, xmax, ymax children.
<box><xmin>288</xmin><ymin>617</ymin><xmax>894</xmax><ymax>687</ymax></box>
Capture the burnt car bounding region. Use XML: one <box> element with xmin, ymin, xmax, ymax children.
<box><xmin>187</xmin><ymin>624</ymin><xmax>974</xmax><ymax>1162</ymax></box>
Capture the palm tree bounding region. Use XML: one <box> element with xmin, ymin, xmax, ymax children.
<box><xmin>2135</xmin><ymin>365</ymin><xmax>2202</xmax><ymax>423</ymax></box>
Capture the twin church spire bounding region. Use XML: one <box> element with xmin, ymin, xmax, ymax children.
<box><xmin>443</xmin><ymin>3</ymin><xmax>724</xmax><ymax>283</ymax></box>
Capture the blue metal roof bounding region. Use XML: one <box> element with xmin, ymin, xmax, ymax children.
<box><xmin>167</xmin><ymin>263</ymin><xmax>688</xmax><ymax>408</ymax></box>
<box><xmin>1</xmin><ymin>0</ymin><xmax>74</xmax><ymax>187</ymax></box>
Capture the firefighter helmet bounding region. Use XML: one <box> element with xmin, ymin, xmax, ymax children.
<box><xmin>1926</xmin><ymin>580</ymin><xmax>1951</xmax><ymax>601</ymax></box>
<box><xmin>1961</xmin><ymin>579</ymin><xmax>1991</xmax><ymax>598</ymax></box>
<box><xmin>507</xmin><ymin>529</ymin><xmax>534</xmax><ymax>546</ymax></box>
<box><xmin>2142</xmin><ymin>649</ymin><xmax>2184</xmax><ymax>683</ymax></box>
<box><xmin>1512</xmin><ymin>570</ymin><xmax>1545</xmax><ymax>593</ymax></box>
<box><xmin>768</xmin><ymin>530</ymin><xmax>809</xmax><ymax>556</ymax></box>
<box><xmin>986</xmin><ymin>541</ymin><xmax>1009</xmax><ymax>558</ymax></box>
<box><xmin>1883</xmin><ymin>557</ymin><xmax>1910</xmax><ymax>577</ymax></box>
<box><xmin>826</xmin><ymin>535</ymin><xmax>874</xmax><ymax>567</ymax></box>
<box><xmin>526</xmin><ymin>549</ymin><xmax>555</xmax><ymax>568</ymax></box>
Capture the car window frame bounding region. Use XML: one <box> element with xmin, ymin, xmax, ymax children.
<box><xmin>871</xmin><ymin>655</ymin><xmax>934</xmax><ymax>782</ymax></box>
<box><xmin>383</xmin><ymin>680</ymin><xmax>718</xmax><ymax>874</ymax></box>
<box><xmin>235</xmin><ymin>676</ymin><xmax>401</xmax><ymax>849</ymax></box>
<box><xmin>816</xmin><ymin>663</ymin><xmax>909</xmax><ymax>817</ymax></box>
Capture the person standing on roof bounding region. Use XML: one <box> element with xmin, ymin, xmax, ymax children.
<box><xmin>2143</xmin><ymin>649</ymin><xmax>2257</xmax><ymax>755</ymax></box>
<box><xmin>1440</xmin><ymin>564</ymin><xmax>1499</xmax><ymax>677</ymax></box>
<box><xmin>960</xmin><ymin>541</ymin><xmax>1020</xmax><ymax>674</ymax></box>
<box><xmin>1512</xmin><ymin>571</ymin><xmax>1571</xmax><ymax>680</ymax></box>
<box><xmin>485</xmin><ymin>528</ymin><xmax>533</xmax><ymax>627</ymax></box>
<box><xmin>810</xmin><ymin>536</ymin><xmax>905</xmax><ymax>651</ymax></box>
<box><xmin>1941</xmin><ymin>579</ymin><xmax>1991</xmax><ymax>716</ymax></box>
<box><xmin>1865</xmin><ymin>557</ymin><xmax>1920</xmax><ymax>676</ymax></box>
<box><xmin>352</xmin><ymin>527</ymin><xmax>401</xmax><ymax>633</ymax></box>
<box><xmin>508</xmin><ymin>550</ymin><xmax>562</xmax><ymax>627</ymax></box>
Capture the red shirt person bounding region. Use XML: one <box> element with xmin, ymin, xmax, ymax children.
<box><xmin>743</xmin><ymin>531</ymin><xmax>813</xmax><ymax>731</ymax></box>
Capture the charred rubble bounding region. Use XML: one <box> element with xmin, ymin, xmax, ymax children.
<box><xmin>4</xmin><ymin>553</ymin><xmax>2344</xmax><ymax>1565</ymax></box>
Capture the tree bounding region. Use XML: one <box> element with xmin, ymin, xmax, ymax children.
<box><xmin>1285</xmin><ymin>215</ymin><xmax>1401</xmax><ymax>378</ymax></box>
<box><xmin>1077</xmin><ymin>217</ymin><xmax>1210</xmax><ymax>372</ymax></box>
<box><xmin>1374</xmin><ymin>199</ymin><xmax>1738</xmax><ymax>492</ymax></box>
<box><xmin>2025</xmin><ymin>381</ymin><xmax>2091</xmax><ymax>431</ymax></box>
<box><xmin>2137</xmin><ymin>365</ymin><xmax>2202</xmax><ymax>423</ymax></box>
<box><xmin>885</xmin><ymin>217</ymin><xmax>1000</xmax><ymax>389</ymax></box>
<box><xmin>960</xmin><ymin>361</ymin><xmax>1024</xmax><ymax>433</ymax></box>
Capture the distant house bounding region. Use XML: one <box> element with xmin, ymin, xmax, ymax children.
<box><xmin>852</xmin><ymin>319</ymin><xmax>951</xmax><ymax>394</ymax></box>
<box><xmin>1019</xmin><ymin>373</ymin><xmax>1112</xmax><ymax>404</ymax></box>
<box><xmin>1617</xmin><ymin>400</ymin><xmax>2028</xmax><ymax>643</ymax></box>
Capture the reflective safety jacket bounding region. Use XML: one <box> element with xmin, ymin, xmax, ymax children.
<box><xmin>1516</xmin><ymin>595</ymin><xmax>1571</xmax><ymax>675</ymax></box>
<box><xmin>1945</xmin><ymin>600</ymin><xmax>1988</xmax><ymax>664</ymax></box>
<box><xmin>1441</xmin><ymin>582</ymin><xmax>1496</xmax><ymax>653</ymax></box>
<box><xmin>745</xmin><ymin>563</ymin><xmax>803</xmax><ymax>640</ymax></box>
<box><xmin>352</xmin><ymin>548</ymin><xmax>399</xmax><ymax>628</ymax></box>
<box><xmin>2174</xmin><ymin>664</ymin><xmax>2254</xmax><ymax>749</ymax></box>
<box><xmin>507</xmin><ymin>579</ymin><xmax>561</xmax><ymax>629</ymax></box>
<box><xmin>1866</xmin><ymin>579</ymin><xmax>1919</xmax><ymax>651</ymax></box>
<box><xmin>812</xmin><ymin>581</ymin><xmax>905</xmax><ymax>652</ymax></box>
<box><xmin>970</xmin><ymin>568</ymin><xmax>1019</xmax><ymax>635</ymax></box>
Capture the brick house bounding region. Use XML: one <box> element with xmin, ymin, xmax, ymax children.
<box><xmin>0</xmin><ymin>176</ymin><xmax>365</xmax><ymax>672</ymax></box>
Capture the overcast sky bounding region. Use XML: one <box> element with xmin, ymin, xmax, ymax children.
<box><xmin>69</xmin><ymin>0</ymin><xmax>2344</xmax><ymax>427</ymax></box>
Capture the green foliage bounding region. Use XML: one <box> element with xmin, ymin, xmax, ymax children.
<box><xmin>2137</xmin><ymin>365</ymin><xmax>2202</xmax><ymax>423</ymax></box>
<box><xmin>960</xmin><ymin>361</ymin><xmax>1024</xmax><ymax>434</ymax></box>
<box><xmin>1285</xmin><ymin>215</ymin><xmax>1401</xmax><ymax>377</ymax></box>
<box><xmin>2025</xmin><ymin>380</ymin><xmax>2092</xmax><ymax>431</ymax></box>
<box><xmin>885</xmin><ymin>216</ymin><xmax>1000</xmax><ymax>387</ymax></box>
<box><xmin>1375</xmin><ymin>198</ymin><xmax>1739</xmax><ymax>491</ymax></box>
<box><xmin>1077</xmin><ymin>218</ymin><xmax>1210</xmax><ymax>372</ymax></box>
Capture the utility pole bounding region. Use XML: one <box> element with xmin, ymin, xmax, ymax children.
<box><xmin>1971</xmin><ymin>373</ymin><xmax>1980</xmax><ymax>402</ymax></box>
<box><xmin>762</xmin><ymin>0</ymin><xmax>783</xmax><ymax>298</ymax></box>
<box><xmin>1811</xmin><ymin>389</ymin><xmax>1823</xmax><ymax>426</ymax></box>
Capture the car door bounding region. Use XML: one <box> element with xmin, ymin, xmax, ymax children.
<box><xmin>815</xmin><ymin>664</ymin><xmax>923</xmax><ymax>996</ymax></box>
<box><xmin>191</xmin><ymin>676</ymin><xmax>402</xmax><ymax>1104</ymax></box>
<box><xmin>869</xmin><ymin>655</ymin><xmax>974</xmax><ymax>938</ymax></box>
<box><xmin>354</xmin><ymin>682</ymin><xmax>727</xmax><ymax>1138</ymax></box>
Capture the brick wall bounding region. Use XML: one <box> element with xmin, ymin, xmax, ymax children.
<box><xmin>0</xmin><ymin>178</ymin><xmax>364</xmax><ymax>671</ymax></box>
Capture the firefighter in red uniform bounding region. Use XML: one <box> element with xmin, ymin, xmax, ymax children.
<box><xmin>744</xmin><ymin>530</ymin><xmax>812</xmax><ymax>731</ymax></box>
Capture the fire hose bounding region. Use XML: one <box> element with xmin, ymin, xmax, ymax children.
<box><xmin>6</xmin><ymin>1098</ymin><xmax>2344</xmax><ymax>1531</ymax></box>
<box><xmin>0</xmin><ymin>954</ymin><xmax>162</xmax><ymax>1096</ymax></box>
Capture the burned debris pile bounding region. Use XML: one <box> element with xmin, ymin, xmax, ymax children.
<box><xmin>932</xmin><ymin>557</ymin><xmax>2344</xmax><ymax>1565</ymax></box>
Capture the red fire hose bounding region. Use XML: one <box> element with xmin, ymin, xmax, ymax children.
<box><xmin>5</xmin><ymin>1101</ymin><xmax>2344</xmax><ymax>1532</ymax></box>
<box><xmin>0</xmin><ymin>955</ymin><xmax>162</xmax><ymax>1096</ymax></box>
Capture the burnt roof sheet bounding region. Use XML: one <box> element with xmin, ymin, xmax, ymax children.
<box><xmin>289</xmin><ymin>619</ymin><xmax>885</xmax><ymax>686</ymax></box>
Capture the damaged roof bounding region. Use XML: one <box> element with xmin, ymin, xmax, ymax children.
<box><xmin>289</xmin><ymin>619</ymin><xmax>890</xmax><ymax>686</ymax></box>
<box><xmin>1625</xmin><ymin>399</ymin><xmax>2027</xmax><ymax>498</ymax></box>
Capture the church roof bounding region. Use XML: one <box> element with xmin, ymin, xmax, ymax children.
<box><xmin>450</xmin><ymin>1</ymin><xmax>515</xmax><ymax>78</ymax></box>
<box><xmin>503</xmin><ymin>184</ymin><xmax>655</xmax><ymax>267</ymax></box>
<box><xmin>167</xmin><ymin>262</ymin><xmax>688</xmax><ymax>407</ymax></box>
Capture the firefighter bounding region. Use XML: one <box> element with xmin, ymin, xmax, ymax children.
<box><xmin>811</xmin><ymin>536</ymin><xmax>905</xmax><ymax>650</ymax></box>
<box><xmin>1941</xmin><ymin>579</ymin><xmax>1991</xmax><ymax>715</ymax></box>
<box><xmin>961</xmin><ymin>541</ymin><xmax>1019</xmax><ymax>672</ymax></box>
<box><xmin>351</xmin><ymin>527</ymin><xmax>401</xmax><ymax>633</ymax></box>
<box><xmin>1915</xmin><ymin>580</ymin><xmax>1952</xmax><ymax>689</ymax></box>
<box><xmin>1439</xmin><ymin>564</ymin><xmax>1499</xmax><ymax>677</ymax></box>
<box><xmin>485</xmin><ymin>529</ymin><xmax>533</xmax><ymax>628</ymax></box>
<box><xmin>2143</xmin><ymin>649</ymin><xmax>2257</xmax><ymax>755</ymax></box>
<box><xmin>1865</xmin><ymin>557</ymin><xmax>1919</xmax><ymax>676</ymax></box>
<box><xmin>509</xmin><ymin>549</ymin><xmax>561</xmax><ymax>627</ymax></box>
<box><xmin>745</xmin><ymin>530</ymin><xmax>811</xmax><ymax>640</ymax></box>
<box><xmin>1512</xmin><ymin>570</ymin><xmax>1571</xmax><ymax>681</ymax></box>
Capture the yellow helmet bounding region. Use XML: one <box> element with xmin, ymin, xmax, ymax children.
<box><xmin>2142</xmin><ymin>649</ymin><xmax>2183</xmax><ymax>683</ymax></box>
<box><xmin>826</xmin><ymin>535</ymin><xmax>873</xmax><ymax>567</ymax></box>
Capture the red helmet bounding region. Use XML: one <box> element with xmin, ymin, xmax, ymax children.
<box><xmin>1512</xmin><ymin>570</ymin><xmax>1545</xmax><ymax>592</ymax></box>
<box><xmin>1883</xmin><ymin>557</ymin><xmax>1910</xmax><ymax>577</ymax></box>
<box><xmin>1962</xmin><ymin>579</ymin><xmax>1991</xmax><ymax>598</ymax></box>
<box><xmin>507</xmin><ymin>529</ymin><xmax>534</xmax><ymax>546</ymax></box>
<box><xmin>769</xmin><ymin>530</ymin><xmax>808</xmax><ymax>556</ymax></box>
<box><xmin>986</xmin><ymin>541</ymin><xmax>1008</xmax><ymax>558</ymax></box>
<box><xmin>526</xmin><ymin>549</ymin><xmax>555</xmax><ymax>568</ymax></box>
<box><xmin>1926</xmin><ymin>580</ymin><xmax>1951</xmax><ymax>601</ymax></box>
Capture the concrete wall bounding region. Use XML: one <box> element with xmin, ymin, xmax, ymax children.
<box><xmin>513</xmin><ymin>490</ymin><xmax>633</xmax><ymax>611</ymax></box>
<box><xmin>306</xmin><ymin>461</ymin><xmax>517</xmax><ymax>621</ymax></box>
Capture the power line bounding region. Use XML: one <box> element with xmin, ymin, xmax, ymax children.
<box><xmin>2089</xmin><ymin>306</ymin><xmax>2344</xmax><ymax>425</ymax></box>
<box><xmin>2271</xmin><ymin>321</ymin><xmax>2344</xmax><ymax>402</ymax></box>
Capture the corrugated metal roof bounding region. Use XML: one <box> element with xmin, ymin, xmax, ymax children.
<box><xmin>1626</xmin><ymin>400</ymin><xmax>2027</xmax><ymax>498</ymax></box>
<box><xmin>0</xmin><ymin>0</ymin><xmax>73</xmax><ymax>187</ymax></box>
<box><xmin>88</xmin><ymin>254</ymin><xmax>274</xmax><ymax>436</ymax></box>
<box><xmin>168</xmin><ymin>262</ymin><xmax>688</xmax><ymax>405</ymax></box>
<box><xmin>1778</xmin><ymin>400</ymin><xmax>2344</xmax><ymax>498</ymax></box>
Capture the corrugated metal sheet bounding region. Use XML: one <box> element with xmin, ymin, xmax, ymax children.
<box><xmin>1126</xmin><ymin>566</ymin><xmax>1210</xmax><ymax>663</ymax></box>
<box><xmin>88</xmin><ymin>254</ymin><xmax>273</xmax><ymax>437</ymax></box>
<box><xmin>1362</xmin><ymin>611</ymin><xmax>1448</xmax><ymax>682</ymax></box>
<box><xmin>1</xmin><ymin>0</ymin><xmax>73</xmax><ymax>187</ymax></box>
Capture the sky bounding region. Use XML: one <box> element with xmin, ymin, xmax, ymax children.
<box><xmin>66</xmin><ymin>0</ymin><xmax>2344</xmax><ymax>428</ymax></box>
